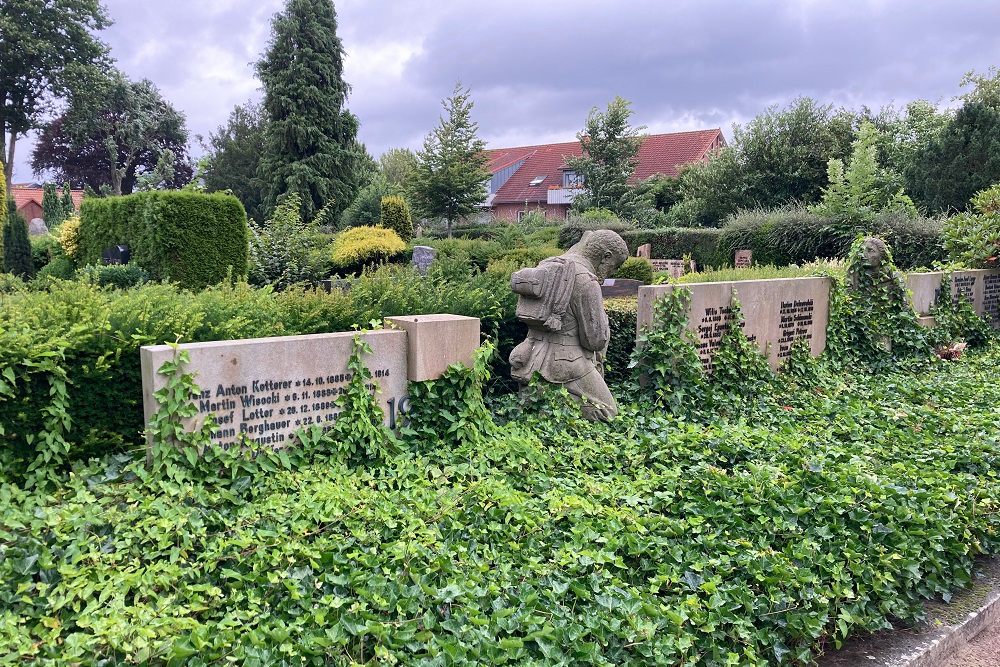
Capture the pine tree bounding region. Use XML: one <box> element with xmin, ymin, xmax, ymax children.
<box><xmin>61</xmin><ymin>182</ymin><xmax>75</xmax><ymax>217</ymax></box>
<box><xmin>409</xmin><ymin>84</ymin><xmax>490</xmax><ymax>237</ymax></box>
<box><xmin>0</xmin><ymin>161</ymin><xmax>6</xmax><ymax>260</ymax></box>
<box><xmin>256</xmin><ymin>0</ymin><xmax>364</xmax><ymax>222</ymax></box>
<box><xmin>3</xmin><ymin>199</ymin><xmax>34</xmax><ymax>277</ymax></box>
<box><xmin>42</xmin><ymin>183</ymin><xmax>64</xmax><ymax>226</ymax></box>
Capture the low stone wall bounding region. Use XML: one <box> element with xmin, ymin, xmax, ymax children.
<box><xmin>905</xmin><ymin>269</ymin><xmax>1000</xmax><ymax>327</ymax></box>
<box><xmin>637</xmin><ymin>277</ymin><xmax>833</xmax><ymax>370</ymax></box>
<box><xmin>140</xmin><ymin>314</ymin><xmax>480</xmax><ymax>450</ymax></box>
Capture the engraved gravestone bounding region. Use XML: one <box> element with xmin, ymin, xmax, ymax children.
<box><xmin>412</xmin><ymin>246</ymin><xmax>437</xmax><ymax>276</ymax></box>
<box><xmin>650</xmin><ymin>258</ymin><xmax>694</xmax><ymax>279</ymax></box>
<box><xmin>140</xmin><ymin>315</ymin><xmax>481</xmax><ymax>451</ymax></box>
<box><xmin>29</xmin><ymin>218</ymin><xmax>49</xmax><ymax>236</ymax></box>
<box><xmin>735</xmin><ymin>249</ymin><xmax>752</xmax><ymax>268</ymax></box>
<box><xmin>636</xmin><ymin>243</ymin><xmax>652</xmax><ymax>259</ymax></box>
<box><xmin>102</xmin><ymin>244</ymin><xmax>130</xmax><ymax>265</ymax></box>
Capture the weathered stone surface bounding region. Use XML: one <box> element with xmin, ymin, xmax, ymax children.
<box><xmin>28</xmin><ymin>218</ymin><xmax>48</xmax><ymax>236</ymax></box>
<box><xmin>735</xmin><ymin>249</ymin><xmax>752</xmax><ymax>268</ymax></box>
<box><xmin>510</xmin><ymin>230</ymin><xmax>629</xmax><ymax>421</ymax></box>
<box><xmin>411</xmin><ymin>245</ymin><xmax>437</xmax><ymax>276</ymax></box>
<box><xmin>601</xmin><ymin>278</ymin><xmax>644</xmax><ymax>299</ymax></box>
<box><xmin>141</xmin><ymin>329</ymin><xmax>410</xmax><ymax>450</ymax></box>
<box><xmin>650</xmin><ymin>258</ymin><xmax>695</xmax><ymax>278</ymax></box>
<box><xmin>636</xmin><ymin>243</ymin><xmax>651</xmax><ymax>259</ymax></box>
<box><xmin>385</xmin><ymin>314</ymin><xmax>481</xmax><ymax>381</ymax></box>
<box><xmin>905</xmin><ymin>269</ymin><xmax>1000</xmax><ymax>327</ymax></box>
<box><xmin>637</xmin><ymin>276</ymin><xmax>832</xmax><ymax>370</ymax></box>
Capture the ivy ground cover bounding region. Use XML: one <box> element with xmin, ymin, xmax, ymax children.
<box><xmin>3</xmin><ymin>350</ymin><xmax>1000</xmax><ymax>665</ymax></box>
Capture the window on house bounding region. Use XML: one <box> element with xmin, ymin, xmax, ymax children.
<box><xmin>529</xmin><ymin>176</ymin><xmax>545</xmax><ymax>186</ymax></box>
<box><xmin>562</xmin><ymin>170</ymin><xmax>583</xmax><ymax>188</ymax></box>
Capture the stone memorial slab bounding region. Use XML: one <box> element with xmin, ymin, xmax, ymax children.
<box><xmin>636</xmin><ymin>243</ymin><xmax>652</xmax><ymax>259</ymax></box>
<box><xmin>601</xmin><ymin>278</ymin><xmax>644</xmax><ymax>299</ymax></box>
<box><xmin>385</xmin><ymin>314</ymin><xmax>480</xmax><ymax>381</ymax></box>
<box><xmin>650</xmin><ymin>258</ymin><xmax>695</xmax><ymax>279</ymax></box>
<box><xmin>412</xmin><ymin>245</ymin><xmax>438</xmax><ymax>276</ymax></box>
<box><xmin>140</xmin><ymin>314</ymin><xmax>482</xmax><ymax>451</ymax></box>
<box><xmin>904</xmin><ymin>269</ymin><xmax>1000</xmax><ymax>327</ymax></box>
<box><xmin>101</xmin><ymin>244</ymin><xmax>130</xmax><ymax>266</ymax></box>
<box><xmin>735</xmin><ymin>249</ymin><xmax>752</xmax><ymax>268</ymax></box>
<box><xmin>637</xmin><ymin>276</ymin><xmax>832</xmax><ymax>370</ymax></box>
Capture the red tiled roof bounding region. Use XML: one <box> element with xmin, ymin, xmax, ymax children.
<box><xmin>486</xmin><ymin>129</ymin><xmax>724</xmax><ymax>205</ymax></box>
<box><xmin>11</xmin><ymin>185</ymin><xmax>85</xmax><ymax>213</ymax></box>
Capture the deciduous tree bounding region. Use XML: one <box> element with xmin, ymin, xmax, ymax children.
<box><xmin>409</xmin><ymin>84</ymin><xmax>490</xmax><ymax>236</ymax></box>
<box><xmin>202</xmin><ymin>101</ymin><xmax>267</xmax><ymax>221</ymax></box>
<box><xmin>0</xmin><ymin>0</ymin><xmax>110</xmax><ymax>184</ymax></box>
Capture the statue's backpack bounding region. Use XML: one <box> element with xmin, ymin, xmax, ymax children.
<box><xmin>510</xmin><ymin>257</ymin><xmax>574</xmax><ymax>332</ymax></box>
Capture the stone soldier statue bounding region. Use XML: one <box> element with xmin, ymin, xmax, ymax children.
<box><xmin>509</xmin><ymin>230</ymin><xmax>629</xmax><ymax>420</ymax></box>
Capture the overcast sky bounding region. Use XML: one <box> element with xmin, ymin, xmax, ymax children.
<box><xmin>13</xmin><ymin>0</ymin><xmax>1000</xmax><ymax>183</ymax></box>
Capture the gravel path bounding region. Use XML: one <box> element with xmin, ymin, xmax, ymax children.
<box><xmin>944</xmin><ymin>619</ymin><xmax>1000</xmax><ymax>667</ymax></box>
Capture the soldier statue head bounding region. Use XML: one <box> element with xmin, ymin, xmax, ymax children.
<box><xmin>508</xmin><ymin>229</ymin><xmax>628</xmax><ymax>421</ymax></box>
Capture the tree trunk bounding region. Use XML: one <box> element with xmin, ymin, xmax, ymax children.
<box><xmin>4</xmin><ymin>132</ymin><xmax>15</xmax><ymax>186</ymax></box>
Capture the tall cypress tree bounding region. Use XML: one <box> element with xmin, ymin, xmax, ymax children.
<box><xmin>42</xmin><ymin>182</ymin><xmax>64</xmax><ymax>226</ymax></box>
<box><xmin>3</xmin><ymin>199</ymin><xmax>33</xmax><ymax>277</ymax></box>
<box><xmin>61</xmin><ymin>182</ymin><xmax>75</xmax><ymax>218</ymax></box>
<box><xmin>256</xmin><ymin>0</ymin><xmax>364</xmax><ymax>222</ymax></box>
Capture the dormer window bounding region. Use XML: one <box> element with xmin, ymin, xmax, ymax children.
<box><xmin>562</xmin><ymin>170</ymin><xmax>583</xmax><ymax>188</ymax></box>
<box><xmin>529</xmin><ymin>176</ymin><xmax>545</xmax><ymax>186</ymax></box>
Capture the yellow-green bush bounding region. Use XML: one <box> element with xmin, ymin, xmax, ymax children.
<box><xmin>58</xmin><ymin>216</ymin><xmax>82</xmax><ymax>261</ymax></box>
<box><xmin>612</xmin><ymin>257</ymin><xmax>654</xmax><ymax>283</ymax></box>
<box><xmin>330</xmin><ymin>225</ymin><xmax>406</xmax><ymax>271</ymax></box>
<box><xmin>379</xmin><ymin>195</ymin><xmax>413</xmax><ymax>241</ymax></box>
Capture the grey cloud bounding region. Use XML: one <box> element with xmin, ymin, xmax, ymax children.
<box><xmin>14</xmin><ymin>0</ymin><xmax>1000</xmax><ymax>183</ymax></box>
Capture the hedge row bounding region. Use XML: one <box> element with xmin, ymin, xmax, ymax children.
<box><xmin>80</xmin><ymin>191</ymin><xmax>250</xmax><ymax>289</ymax></box>
<box><xmin>717</xmin><ymin>209</ymin><xmax>946</xmax><ymax>270</ymax></box>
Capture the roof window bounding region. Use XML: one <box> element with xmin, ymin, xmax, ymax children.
<box><xmin>529</xmin><ymin>176</ymin><xmax>545</xmax><ymax>186</ymax></box>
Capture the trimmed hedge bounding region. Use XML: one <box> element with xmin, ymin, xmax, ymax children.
<box><xmin>619</xmin><ymin>228</ymin><xmax>725</xmax><ymax>268</ymax></box>
<box><xmin>612</xmin><ymin>257</ymin><xmax>654</xmax><ymax>283</ymax></box>
<box><xmin>718</xmin><ymin>208</ymin><xmax>946</xmax><ymax>270</ymax></box>
<box><xmin>604</xmin><ymin>297</ymin><xmax>637</xmax><ymax>383</ymax></box>
<box><xmin>79</xmin><ymin>191</ymin><xmax>250</xmax><ymax>289</ymax></box>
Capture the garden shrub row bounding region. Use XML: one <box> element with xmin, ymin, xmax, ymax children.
<box><xmin>79</xmin><ymin>191</ymin><xmax>250</xmax><ymax>289</ymax></box>
<box><xmin>0</xmin><ymin>266</ymin><xmax>511</xmax><ymax>466</ymax></box>
<box><xmin>718</xmin><ymin>208</ymin><xmax>945</xmax><ymax>269</ymax></box>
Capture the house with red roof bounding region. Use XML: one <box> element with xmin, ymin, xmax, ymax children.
<box><xmin>483</xmin><ymin>128</ymin><xmax>725</xmax><ymax>220</ymax></box>
<box><xmin>10</xmin><ymin>184</ymin><xmax>85</xmax><ymax>226</ymax></box>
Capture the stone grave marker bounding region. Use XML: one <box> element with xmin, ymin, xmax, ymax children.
<box><xmin>601</xmin><ymin>278</ymin><xmax>644</xmax><ymax>299</ymax></box>
<box><xmin>637</xmin><ymin>276</ymin><xmax>832</xmax><ymax>370</ymax></box>
<box><xmin>650</xmin><ymin>258</ymin><xmax>695</xmax><ymax>279</ymax></box>
<box><xmin>412</xmin><ymin>246</ymin><xmax>438</xmax><ymax>276</ymax></box>
<box><xmin>101</xmin><ymin>245</ymin><xmax>130</xmax><ymax>266</ymax></box>
<box><xmin>905</xmin><ymin>269</ymin><xmax>1000</xmax><ymax>328</ymax></box>
<box><xmin>28</xmin><ymin>218</ymin><xmax>48</xmax><ymax>236</ymax></box>
<box><xmin>636</xmin><ymin>243</ymin><xmax>651</xmax><ymax>259</ymax></box>
<box><xmin>140</xmin><ymin>314</ymin><xmax>480</xmax><ymax>451</ymax></box>
<box><xmin>735</xmin><ymin>249</ymin><xmax>752</xmax><ymax>268</ymax></box>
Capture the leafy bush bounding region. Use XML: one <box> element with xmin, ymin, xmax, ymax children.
<box><xmin>57</xmin><ymin>215</ymin><xmax>82</xmax><ymax>261</ymax></box>
<box><xmin>558</xmin><ymin>215</ymin><xmax>636</xmax><ymax>248</ymax></box>
<box><xmin>719</xmin><ymin>207</ymin><xmax>945</xmax><ymax>269</ymax></box>
<box><xmin>943</xmin><ymin>183</ymin><xmax>1000</xmax><ymax>268</ymax></box>
<box><xmin>35</xmin><ymin>256</ymin><xmax>76</xmax><ymax>281</ymax></box>
<box><xmin>78</xmin><ymin>262</ymin><xmax>151</xmax><ymax>289</ymax></box>
<box><xmin>424</xmin><ymin>237</ymin><xmax>504</xmax><ymax>270</ymax></box>
<box><xmin>30</xmin><ymin>234</ymin><xmax>62</xmax><ymax>272</ymax></box>
<box><xmin>330</xmin><ymin>226</ymin><xmax>406</xmax><ymax>272</ymax></box>
<box><xmin>3</xmin><ymin>199</ymin><xmax>33</xmax><ymax>278</ymax></box>
<box><xmin>340</xmin><ymin>176</ymin><xmax>391</xmax><ymax>230</ymax></box>
<box><xmin>604</xmin><ymin>297</ymin><xmax>637</xmax><ymax>382</ymax></box>
<box><xmin>618</xmin><ymin>227</ymin><xmax>724</xmax><ymax>267</ymax></box>
<box><xmin>249</xmin><ymin>193</ymin><xmax>333</xmax><ymax>289</ymax></box>
<box><xmin>79</xmin><ymin>190</ymin><xmax>249</xmax><ymax>289</ymax></box>
<box><xmin>489</xmin><ymin>245</ymin><xmax>561</xmax><ymax>271</ymax></box>
<box><xmin>379</xmin><ymin>195</ymin><xmax>413</xmax><ymax>241</ymax></box>
<box><xmin>612</xmin><ymin>256</ymin><xmax>653</xmax><ymax>283</ymax></box>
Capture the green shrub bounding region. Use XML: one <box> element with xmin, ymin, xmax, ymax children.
<box><xmin>489</xmin><ymin>245</ymin><xmax>561</xmax><ymax>271</ymax></box>
<box><xmin>30</xmin><ymin>234</ymin><xmax>62</xmax><ymax>272</ymax></box>
<box><xmin>79</xmin><ymin>191</ymin><xmax>249</xmax><ymax>289</ymax></box>
<box><xmin>249</xmin><ymin>193</ymin><xmax>333</xmax><ymax>289</ymax></box>
<box><xmin>612</xmin><ymin>256</ymin><xmax>653</xmax><ymax>283</ymax></box>
<box><xmin>558</xmin><ymin>215</ymin><xmax>636</xmax><ymax>248</ymax></box>
<box><xmin>604</xmin><ymin>297</ymin><xmax>637</xmax><ymax>382</ymax></box>
<box><xmin>673</xmin><ymin>259</ymin><xmax>847</xmax><ymax>284</ymax></box>
<box><xmin>3</xmin><ymin>199</ymin><xmax>33</xmax><ymax>278</ymax></box>
<box><xmin>330</xmin><ymin>226</ymin><xmax>406</xmax><ymax>272</ymax></box>
<box><xmin>943</xmin><ymin>183</ymin><xmax>1000</xmax><ymax>268</ymax></box>
<box><xmin>719</xmin><ymin>207</ymin><xmax>945</xmax><ymax>270</ymax></box>
<box><xmin>618</xmin><ymin>227</ymin><xmax>724</xmax><ymax>267</ymax></box>
<box><xmin>425</xmin><ymin>238</ymin><xmax>504</xmax><ymax>270</ymax></box>
<box><xmin>78</xmin><ymin>262</ymin><xmax>151</xmax><ymax>289</ymax></box>
<box><xmin>35</xmin><ymin>256</ymin><xmax>76</xmax><ymax>281</ymax></box>
<box><xmin>379</xmin><ymin>195</ymin><xmax>413</xmax><ymax>241</ymax></box>
<box><xmin>340</xmin><ymin>177</ymin><xmax>391</xmax><ymax>230</ymax></box>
